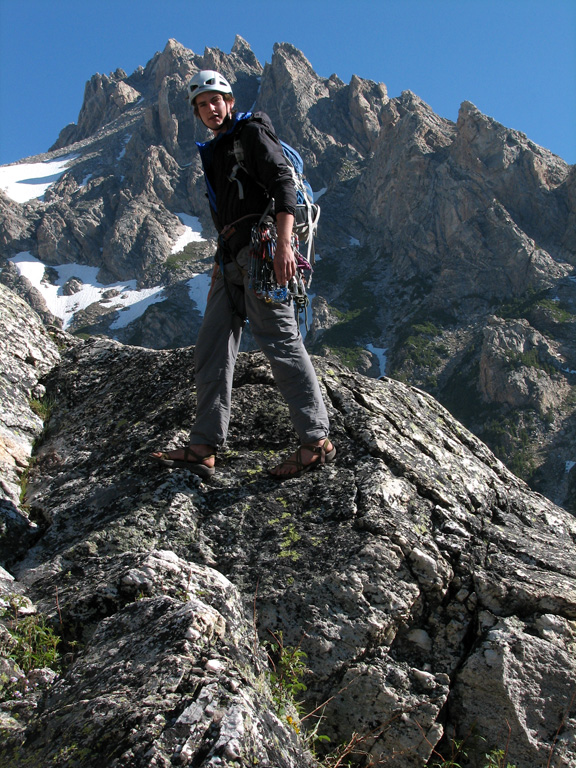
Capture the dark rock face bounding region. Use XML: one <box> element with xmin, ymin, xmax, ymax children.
<box><xmin>1</xmin><ymin>284</ymin><xmax>574</xmax><ymax>767</ymax></box>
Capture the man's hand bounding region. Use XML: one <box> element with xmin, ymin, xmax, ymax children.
<box><xmin>274</xmin><ymin>212</ymin><xmax>296</xmax><ymax>285</ymax></box>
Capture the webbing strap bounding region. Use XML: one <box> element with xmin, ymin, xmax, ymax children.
<box><xmin>228</xmin><ymin>163</ymin><xmax>245</xmax><ymax>200</ymax></box>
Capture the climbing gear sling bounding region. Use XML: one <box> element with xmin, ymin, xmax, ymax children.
<box><xmin>247</xmin><ymin>216</ymin><xmax>312</xmax><ymax>328</ymax></box>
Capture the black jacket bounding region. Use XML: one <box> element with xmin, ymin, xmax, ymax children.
<box><xmin>196</xmin><ymin>112</ymin><xmax>297</xmax><ymax>256</ymax></box>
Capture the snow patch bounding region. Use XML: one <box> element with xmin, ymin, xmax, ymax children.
<box><xmin>187</xmin><ymin>273</ymin><xmax>212</xmax><ymax>311</ymax></box>
<box><xmin>8</xmin><ymin>252</ymin><xmax>164</xmax><ymax>330</ymax></box>
<box><xmin>108</xmin><ymin>289</ymin><xmax>165</xmax><ymax>330</ymax></box>
<box><xmin>117</xmin><ymin>135</ymin><xmax>132</xmax><ymax>161</ymax></box>
<box><xmin>299</xmin><ymin>289</ymin><xmax>315</xmax><ymax>339</ymax></box>
<box><xmin>313</xmin><ymin>187</ymin><xmax>327</xmax><ymax>202</ymax></box>
<box><xmin>172</xmin><ymin>213</ymin><xmax>205</xmax><ymax>254</ymax></box>
<box><xmin>0</xmin><ymin>155</ymin><xmax>78</xmax><ymax>203</ymax></box>
<box><xmin>367</xmin><ymin>343</ymin><xmax>388</xmax><ymax>376</ymax></box>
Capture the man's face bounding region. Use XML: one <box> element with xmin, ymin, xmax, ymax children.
<box><xmin>195</xmin><ymin>91</ymin><xmax>234</xmax><ymax>133</ymax></box>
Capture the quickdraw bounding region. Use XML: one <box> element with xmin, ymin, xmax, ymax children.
<box><xmin>248</xmin><ymin>218</ymin><xmax>313</xmax><ymax>328</ymax></box>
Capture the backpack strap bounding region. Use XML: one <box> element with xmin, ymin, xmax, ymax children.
<box><xmin>227</xmin><ymin>112</ymin><xmax>284</xmax><ymax>201</ymax></box>
<box><xmin>228</xmin><ymin>112</ymin><xmax>254</xmax><ymax>200</ymax></box>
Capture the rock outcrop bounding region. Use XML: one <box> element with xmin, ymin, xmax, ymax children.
<box><xmin>0</xmin><ymin>284</ymin><xmax>61</xmax><ymax>564</ymax></box>
<box><xmin>0</xmin><ymin>283</ymin><xmax>575</xmax><ymax>767</ymax></box>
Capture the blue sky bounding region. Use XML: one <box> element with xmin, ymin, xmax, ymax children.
<box><xmin>0</xmin><ymin>0</ymin><xmax>574</xmax><ymax>165</ymax></box>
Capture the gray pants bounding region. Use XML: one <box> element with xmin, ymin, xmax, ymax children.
<box><xmin>189</xmin><ymin>247</ymin><xmax>329</xmax><ymax>449</ymax></box>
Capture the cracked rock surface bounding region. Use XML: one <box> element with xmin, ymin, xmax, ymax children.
<box><xmin>0</xmin><ymin>286</ymin><xmax>575</xmax><ymax>767</ymax></box>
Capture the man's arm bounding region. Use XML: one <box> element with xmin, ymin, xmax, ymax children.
<box><xmin>274</xmin><ymin>212</ymin><xmax>296</xmax><ymax>286</ymax></box>
<box><xmin>241</xmin><ymin>120</ymin><xmax>297</xmax><ymax>217</ymax></box>
<box><xmin>240</xmin><ymin>119</ymin><xmax>297</xmax><ymax>285</ymax></box>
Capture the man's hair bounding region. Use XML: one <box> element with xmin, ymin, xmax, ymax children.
<box><xmin>193</xmin><ymin>91</ymin><xmax>235</xmax><ymax>118</ymax></box>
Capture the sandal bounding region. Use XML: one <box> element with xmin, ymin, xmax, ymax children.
<box><xmin>148</xmin><ymin>446</ymin><xmax>216</xmax><ymax>478</ymax></box>
<box><xmin>268</xmin><ymin>438</ymin><xmax>336</xmax><ymax>481</ymax></box>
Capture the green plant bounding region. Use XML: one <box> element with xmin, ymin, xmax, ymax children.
<box><xmin>310</xmin><ymin>252</ymin><xmax>383</xmax><ymax>372</ymax></box>
<box><xmin>496</xmin><ymin>287</ymin><xmax>542</xmax><ymax>319</ymax></box>
<box><xmin>337</xmin><ymin>158</ymin><xmax>362</xmax><ymax>182</ymax></box>
<box><xmin>279</xmin><ymin>523</ymin><xmax>301</xmax><ymax>561</ymax></box>
<box><xmin>263</xmin><ymin>630</ymin><xmax>308</xmax><ymax>721</ymax></box>
<box><xmin>484</xmin><ymin>747</ymin><xmax>517</xmax><ymax>768</ymax></box>
<box><xmin>262</xmin><ymin>631</ymin><xmax>356</xmax><ymax>761</ymax></box>
<box><xmin>535</xmin><ymin>298</ymin><xmax>574</xmax><ymax>323</ymax></box>
<box><xmin>165</xmin><ymin>241</ymin><xmax>212</xmax><ymax>271</ymax></box>
<box><xmin>481</xmin><ymin>414</ymin><xmax>537</xmax><ymax>481</ymax></box>
<box><xmin>426</xmin><ymin>732</ymin><xmax>519</xmax><ymax>768</ymax></box>
<box><xmin>6</xmin><ymin>614</ymin><xmax>60</xmax><ymax>673</ymax></box>
<box><xmin>258</xmin><ymin>622</ymin><xmax>420</xmax><ymax>766</ymax></box>
<box><xmin>325</xmin><ymin>344</ymin><xmax>367</xmax><ymax>371</ymax></box>
<box><xmin>29</xmin><ymin>395</ymin><xmax>56</xmax><ymax>422</ymax></box>
<box><xmin>506</xmin><ymin>347</ymin><xmax>556</xmax><ymax>376</ymax></box>
<box><xmin>403</xmin><ymin>322</ymin><xmax>445</xmax><ymax>369</ymax></box>
<box><xmin>430</xmin><ymin>738</ymin><xmax>468</xmax><ymax>768</ymax></box>
<box><xmin>18</xmin><ymin>459</ymin><xmax>35</xmax><ymax>505</ymax></box>
<box><xmin>1</xmin><ymin>595</ymin><xmax>61</xmax><ymax>674</ymax></box>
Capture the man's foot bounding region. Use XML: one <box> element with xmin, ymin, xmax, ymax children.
<box><xmin>268</xmin><ymin>438</ymin><xmax>336</xmax><ymax>480</ymax></box>
<box><xmin>148</xmin><ymin>444</ymin><xmax>216</xmax><ymax>478</ymax></box>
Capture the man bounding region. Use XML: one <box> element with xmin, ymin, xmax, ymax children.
<box><xmin>150</xmin><ymin>70</ymin><xmax>335</xmax><ymax>479</ymax></box>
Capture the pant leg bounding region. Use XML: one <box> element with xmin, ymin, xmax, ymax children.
<box><xmin>236</xmin><ymin>249</ymin><xmax>330</xmax><ymax>444</ymax></box>
<box><xmin>188</xmin><ymin>267</ymin><xmax>245</xmax><ymax>447</ymax></box>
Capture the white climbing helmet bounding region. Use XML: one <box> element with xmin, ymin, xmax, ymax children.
<box><xmin>187</xmin><ymin>70</ymin><xmax>233</xmax><ymax>105</ymax></box>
